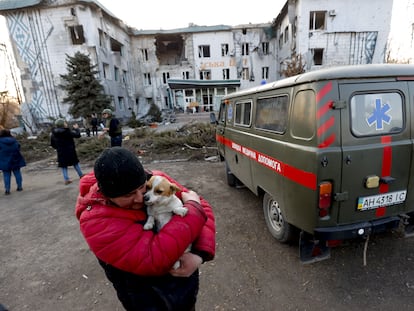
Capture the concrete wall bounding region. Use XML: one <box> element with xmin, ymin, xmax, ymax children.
<box><xmin>276</xmin><ymin>0</ymin><xmax>393</xmax><ymax>78</ymax></box>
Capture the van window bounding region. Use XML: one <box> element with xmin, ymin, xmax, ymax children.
<box><xmin>291</xmin><ymin>90</ymin><xmax>316</xmax><ymax>139</ymax></box>
<box><xmin>255</xmin><ymin>95</ymin><xmax>288</xmax><ymax>133</ymax></box>
<box><xmin>235</xmin><ymin>101</ymin><xmax>252</xmax><ymax>126</ymax></box>
<box><xmin>350</xmin><ymin>92</ymin><xmax>404</xmax><ymax>136</ymax></box>
<box><xmin>218</xmin><ymin>102</ymin><xmax>226</xmax><ymax>123</ymax></box>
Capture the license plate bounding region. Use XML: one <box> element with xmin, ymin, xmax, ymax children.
<box><xmin>357</xmin><ymin>190</ymin><xmax>407</xmax><ymax>211</ymax></box>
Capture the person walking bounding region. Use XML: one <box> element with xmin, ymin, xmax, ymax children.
<box><xmin>0</xmin><ymin>129</ymin><xmax>26</xmax><ymax>195</ymax></box>
<box><xmin>75</xmin><ymin>147</ymin><xmax>216</xmax><ymax>310</ymax></box>
<box><xmin>50</xmin><ymin>118</ymin><xmax>84</xmax><ymax>185</ymax></box>
<box><xmin>90</xmin><ymin>113</ymin><xmax>98</xmax><ymax>136</ymax></box>
<box><xmin>100</xmin><ymin>108</ymin><xmax>122</xmax><ymax>147</ymax></box>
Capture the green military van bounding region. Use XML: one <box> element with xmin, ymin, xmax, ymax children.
<box><xmin>212</xmin><ymin>64</ymin><xmax>414</xmax><ymax>263</ymax></box>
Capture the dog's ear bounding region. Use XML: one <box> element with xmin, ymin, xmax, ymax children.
<box><xmin>146</xmin><ymin>176</ymin><xmax>155</xmax><ymax>189</ymax></box>
<box><xmin>170</xmin><ymin>183</ymin><xmax>181</xmax><ymax>194</ymax></box>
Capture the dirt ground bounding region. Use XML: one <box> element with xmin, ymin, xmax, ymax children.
<box><xmin>1</xmin><ymin>155</ymin><xmax>414</xmax><ymax>310</ymax></box>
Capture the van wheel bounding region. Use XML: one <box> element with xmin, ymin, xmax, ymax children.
<box><xmin>263</xmin><ymin>193</ymin><xmax>296</xmax><ymax>243</ymax></box>
<box><xmin>225</xmin><ymin>161</ymin><xmax>237</xmax><ymax>187</ymax></box>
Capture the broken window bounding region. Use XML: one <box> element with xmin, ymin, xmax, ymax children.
<box><xmin>242</xmin><ymin>43</ymin><xmax>249</xmax><ymax>56</ymax></box>
<box><xmin>262</xmin><ymin>42</ymin><xmax>269</xmax><ymax>55</ymax></box>
<box><xmin>198</xmin><ymin>45</ymin><xmax>211</xmax><ymax>58</ymax></box>
<box><xmin>309</xmin><ymin>11</ymin><xmax>326</xmax><ymax>30</ymax></box>
<box><xmin>122</xmin><ymin>70</ymin><xmax>127</xmax><ymax>84</ymax></box>
<box><xmin>262</xmin><ymin>67</ymin><xmax>269</xmax><ymax>80</ymax></box>
<box><xmin>103</xmin><ymin>63</ymin><xmax>110</xmax><ymax>79</ymax></box>
<box><xmin>199</xmin><ymin>70</ymin><xmax>211</xmax><ymax>80</ymax></box>
<box><xmin>144</xmin><ymin>73</ymin><xmax>151</xmax><ymax>86</ymax></box>
<box><xmin>114</xmin><ymin>66</ymin><xmax>119</xmax><ymax>81</ymax></box>
<box><xmin>141</xmin><ymin>49</ymin><xmax>149</xmax><ymax>61</ymax></box>
<box><xmin>312</xmin><ymin>48</ymin><xmax>324</xmax><ymax>65</ymax></box>
<box><xmin>110</xmin><ymin>37</ymin><xmax>123</xmax><ymax>55</ymax></box>
<box><xmin>162</xmin><ymin>72</ymin><xmax>170</xmax><ymax>84</ymax></box>
<box><xmin>221</xmin><ymin>44</ymin><xmax>229</xmax><ymax>56</ymax></box>
<box><xmin>293</xmin><ymin>16</ymin><xmax>297</xmax><ymax>39</ymax></box>
<box><xmin>284</xmin><ymin>26</ymin><xmax>289</xmax><ymax>43</ymax></box>
<box><xmin>223</xmin><ymin>68</ymin><xmax>230</xmax><ymax>80</ymax></box>
<box><xmin>69</xmin><ymin>25</ymin><xmax>85</xmax><ymax>45</ymax></box>
<box><xmin>242</xmin><ymin>68</ymin><xmax>249</xmax><ymax>80</ymax></box>
<box><xmin>118</xmin><ymin>97</ymin><xmax>125</xmax><ymax>111</ymax></box>
<box><xmin>98</xmin><ymin>29</ymin><xmax>105</xmax><ymax>47</ymax></box>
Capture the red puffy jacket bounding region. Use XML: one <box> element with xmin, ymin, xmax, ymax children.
<box><xmin>75</xmin><ymin>170</ymin><xmax>215</xmax><ymax>276</ymax></box>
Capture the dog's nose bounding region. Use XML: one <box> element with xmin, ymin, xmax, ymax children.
<box><xmin>144</xmin><ymin>194</ymin><xmax>149</xmax><ymax>201</ymax></box>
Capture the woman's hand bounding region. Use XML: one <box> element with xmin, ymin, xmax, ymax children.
<box><xmin>181</xmin><ymin>190</ymin><xmax>200</xmax><ymax>204</ymax></box>
<box><xmin>169</xmin><ymin>252</ymin><xmax>202</xmax><ymax>277</ymax></box>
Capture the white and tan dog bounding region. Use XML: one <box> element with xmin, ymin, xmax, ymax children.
<box><xmin>143</xmin><ymin>175</ymin><xmax>188</xmax><ymax>230</ymax></box>
<box><xmin>143</xmin><ymin>175</ymin><xmax>189</xmax><ymax>268</ymax></box>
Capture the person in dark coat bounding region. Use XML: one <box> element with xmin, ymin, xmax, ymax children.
<box><xmin>90</xmin><ymin>113</ymin><xmax>98</xmax><ymax>136</ymax></box>
<box><xmin>0</xmin><ymin>129</ymin><xmax>26</xmax><ymax>195</ymax></box>
<box><xmin>100</xmin><ymin>108</ymin><xmax>122</xmax><ymax>147</ymax></box>
<box><xmin>50</xmin><ymin>119</ymin><xmax>84</xmax><ymax>185</ymax></box>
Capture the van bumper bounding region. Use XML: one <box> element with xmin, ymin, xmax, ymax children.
<box><xmin>314</xmin><ymin>216</ymin><xmax>401</xmax><ymax>240</ymax></box>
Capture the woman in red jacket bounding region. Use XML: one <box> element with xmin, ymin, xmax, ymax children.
<box><xmin>75</xmin><ymin>147</ymin><xmax>215</xmax><ymax>310</ymax></box>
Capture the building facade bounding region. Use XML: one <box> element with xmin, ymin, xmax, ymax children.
<box><xmin>0</xmin><ymin>0</ymin><xmax>395</xmax><ymax>132</ymax></box>
<box><xmin>274</xmin><ymin>0</ymin><xmax>393</xmax><ymax>77</ymax></box>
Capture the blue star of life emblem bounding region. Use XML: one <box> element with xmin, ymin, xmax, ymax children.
<box><xmin>366</xmin><ymin>98</ymin><xmax>391</xmax><ymax>130</ymax></box>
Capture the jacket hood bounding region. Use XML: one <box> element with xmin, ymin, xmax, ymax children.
<box><xmin>75</xmin><ymin>171</ymin><xmax>107</xmax><ymax>220</ymax></box>
<box><xmin>0</xmin><ymin>136</ymin><xmax>18</xmax><ymax>146</ymax></box>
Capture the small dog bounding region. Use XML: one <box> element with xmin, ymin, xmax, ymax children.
<box><xmin>143</xmin><ymin>175</ymin><xmax>189</xmax><ymax>268</ymax></box>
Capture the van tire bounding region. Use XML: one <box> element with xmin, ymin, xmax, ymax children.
<box><xmin>263</xmin><ymin>193</ymin><xmax>296</xmax><ymax>243</ymax></box>
<box><xmin>225</xmin><ymin>161</ymin><xmax>237</xmax><ymax>187</ymax></box>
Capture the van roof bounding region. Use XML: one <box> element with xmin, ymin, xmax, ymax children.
<box><xmin>224</xmin><ymin>64</ymin><xmax>414</xmax><ymax>99</ymax></box>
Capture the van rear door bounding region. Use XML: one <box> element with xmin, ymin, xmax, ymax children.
<box><xmin>338</xmin><ymin>82</ymin><xmax>411</xmax><ymax>224</ymax></box>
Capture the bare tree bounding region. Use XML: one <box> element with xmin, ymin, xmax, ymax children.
<box><xmin>0</xmin><ymin>91</ymin><xmax>20</xmax><ymax>129</ymax></box>
<box><xmin>280</xmin><ymin>54</ymin><xmax>306</xmax><ymax>78</ymax></box>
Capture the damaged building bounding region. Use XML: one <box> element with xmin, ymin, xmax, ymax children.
<box><xmin>0</xmin><ymin>0</ymin><xmax>395</xmax><ymax>132</ymax></box>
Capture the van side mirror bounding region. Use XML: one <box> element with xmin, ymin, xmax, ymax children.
<box><xmin>210</xmin><ymin>112</ymin><xmax>218</xmax><ymax>124</ymax></box>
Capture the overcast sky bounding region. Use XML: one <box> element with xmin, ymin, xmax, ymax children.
<box><xmin>97</xmin><ymin>0</ymin><xmax>285</xmax><ymax>29</ymax></box>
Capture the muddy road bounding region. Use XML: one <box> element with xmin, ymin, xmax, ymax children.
<box><xmin>1</xmin><ymin>159</ymin><xmax>413</xmax><ymax>310</ymax></box>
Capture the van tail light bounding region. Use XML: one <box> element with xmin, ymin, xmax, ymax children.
<box><xmin>318</xmin><ymin>181</ymin><xmax>332</xmax><ymax>217</ymax></box>
<box><xmin>327</xmin><ymin>240</ymin><xmax>342</xmax><ymax>247</ymax></box>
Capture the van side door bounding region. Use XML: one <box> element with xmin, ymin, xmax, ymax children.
<box><xmin>338</xmin><ymin>82</ymin><xmax>411</xmax><ymax>223</ymax></box>
<box><xmin>216</xmin><ymin>101</ymin><xmax>227</xmax><ymax>158</ymax></box>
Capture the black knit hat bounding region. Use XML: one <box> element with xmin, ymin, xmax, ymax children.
<box><xmin>94</xmin><ymin>147</ymin><xmax>146</xmax><ymax>198</ymax></box>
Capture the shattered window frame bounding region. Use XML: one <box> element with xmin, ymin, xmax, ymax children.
<box><xmin>162</xmin><ymin>72</ymin><xmax>170</xmax><ymax>84</ymax></box>
<box><xmin>312</xmin><ymin>48</ymin><xmax>324</xmax><ymax>65</ymax></box>
<box><xmin>223</xmin><ymin>68</ymin><xmax>230</xmax><ymax>80</ymax></box>
<box><xmin>198</xmin><ymin>45</ymin><xmax>211</xmax><ymax>58</ymax></box>
<box><xmin>242</xmin><ymin>68</ymin><xmax>249</xmax><ymax>80</ymax></box>
<box><xmin>309</xmin><ymin>11</ymin><xmax>326</xmax><ymax>30</ymax></box>
<box><xmin>221</xmin><ymin>43</ymin><xmax>229</xmax><ymax>56</ymax></box>
<box><xmin>199</xmin><ymin>70</ymin><xmax>211</xmax><ymax>80</ymax></box>
<box><xmin>144</xmin><ymin>73</ymin><xmax>151</xmax><ymax>86</ymax></box>
<box><xmin>262</xmin><ymin>42</ymin><xmax>269</xmax><ymax>55</ymax></box>
<box><xmin>262</xmin><ymin>67</ymin><xmax>269</xmax><ymax>80</ymax></box>
<box><xmin>242</xmin><ymin>43</ymin><xmax>249</xmax><ymax>56</ymax></box>
<box><xmin>141</xmin><ymin>49</ymin><xmax>149</xmax><ymax>61</ymax></box>
<box><xmin>69</xmin><ymin>25</ymin><xmax>85</xmax><ymax>45</ymax></box>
